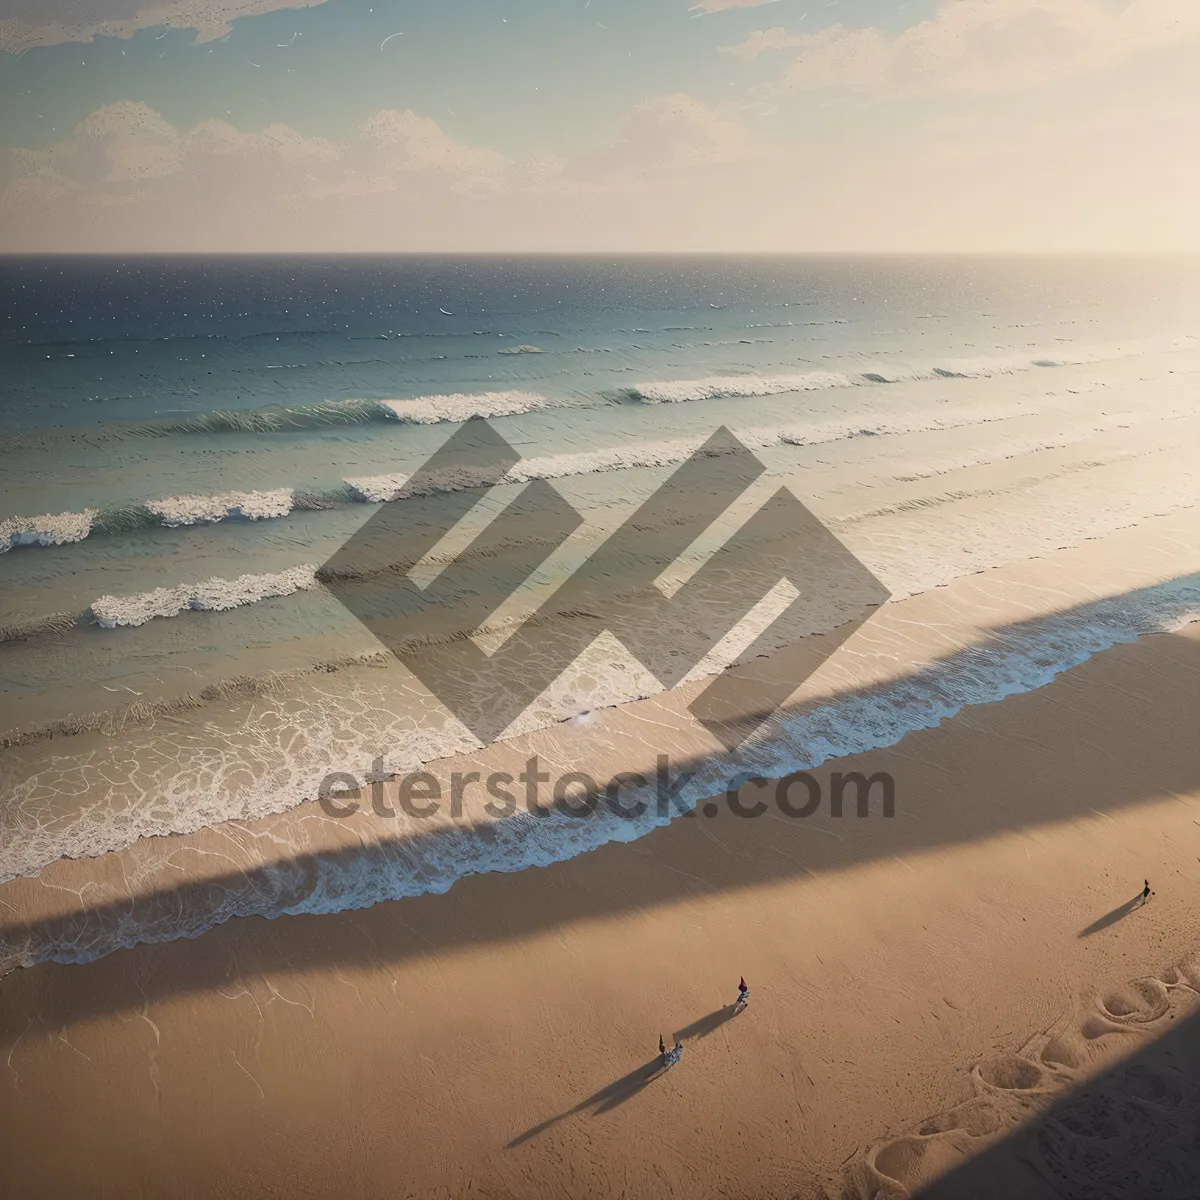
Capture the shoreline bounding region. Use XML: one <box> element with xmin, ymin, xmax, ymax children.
<box><xmin>3</xmin><ymin>507</ymin><xmax>1199</xmax><ymax>949</ymax></box>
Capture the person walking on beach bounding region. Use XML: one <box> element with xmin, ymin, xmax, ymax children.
<box><xmin>659</xmin><ymin>1034</ymin><xmax>666</xmax><ymax>1058</ymax></box>
<box><xmin>736</xmin><ymin>977</ymin><xmax>749</xmax><ymax>1008</ymax></box>
<box><xmin>1142</xmin><ymin>879</ymin><xmax>1154</xmax><ymax>904</ymax></box>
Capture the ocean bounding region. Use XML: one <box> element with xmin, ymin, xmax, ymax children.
<box><xmin>2</xmin><ymin>253</ymin><xmax>1200</xmax><ymax>967</ymax></box>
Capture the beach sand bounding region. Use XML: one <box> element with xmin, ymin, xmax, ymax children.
<box><xmin>2</xmin><ymin>518</ymin><xmax>1200</xmax><ymax>1198</ymax></box>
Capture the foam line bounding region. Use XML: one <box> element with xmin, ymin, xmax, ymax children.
<box><xmin>89</xmin><ymin>566</ymin><xmax>319</xmax><ymax>628</ymax></box>
<box><xmin>3</xmin><ymin>579</ymin><xmax>1197</xmax><ymax>968</ymax></box>
<box><xmin>0</xmin><ymin>510</ymin><xmax>96</xmax><ymax>553</ymax></box>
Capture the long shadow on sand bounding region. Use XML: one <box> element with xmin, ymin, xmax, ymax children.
<box><xmin>506</xmin><ymin>1055</ymin><xmax>672</xmax><ymax>1147</ymax></box>
<box><xmin>1078</xmin><ymin>893</ymin><xmax>1148</xmax><ymax>938</ymax></box>
<box><xmin>673</xmin><ymin>1002</ymin><xmax>740</xmax><ymax>1043</ymax></box>
<box><xmin>911</xmin><ymin>1004</ymin><xmax>1200</xmax><ymax>1199</ymax></box>
<box><xmin>507</xmin><ymin>1003</ymin><xmax>742</xmax><ymax>1146</ymax></box>
<box><xmin>2</xmin><ymin>581</ymin><xmax>1200</xmax><ymax>1041</ymax></box>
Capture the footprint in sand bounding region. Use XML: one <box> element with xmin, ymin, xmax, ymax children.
<box><xmin>1098</xmin><ymin>977</ymin><xmax>1171</xmax><ymax>1023</ymax></box>
<box><xmin>837</xmin><ymin>952</ymin><xmax>1200</xmax><ymax>1199</ymax></box>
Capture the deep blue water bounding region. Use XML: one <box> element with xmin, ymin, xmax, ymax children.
<box><xmin>3</xmin><ymin>254</ymin><xmax>1197</xmax><ymax>432</ymax></box>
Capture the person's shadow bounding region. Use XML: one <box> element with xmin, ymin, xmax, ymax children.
<box><xmin>672</xmin><ymin>1001</ymin><xmax>740</xmax><ymax>1043</ymax></box>
<box><xmin>506</xmin><ymin>1055</ymin><xmax>670</xmax><ymax>1146</ymax></box>
<box><xmin>506</xmin><ymin>1002</ymin><xmax>743</xmax><ymax>1147</ymax></box>
<box><xmin>1078</xmin><ymin>891</ymin><xmax>1147</xmax><ymax>938</ymax></box>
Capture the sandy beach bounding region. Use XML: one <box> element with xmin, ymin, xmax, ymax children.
<box><xmin>3</xmin><ymin>508</ymin><xmax>1200</xmax><ymax>1198</ymax></box>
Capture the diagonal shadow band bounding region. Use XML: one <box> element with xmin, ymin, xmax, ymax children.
<box><xmin>910</xmin><ymin>1003</ymin><xmax>1200</xmax><ymax>1199</ymax></box>
<box><xmin>1</xmin><ymin>582</ymin><xmax>1198</xmax><ymax>1041</ymax></box>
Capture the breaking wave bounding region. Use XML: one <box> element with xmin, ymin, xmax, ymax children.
<box><xmin>344</xmin><ymin>401</ymin><xmax>1059</xmax><ymax>502</ymax></box>
<box><xmin>0</xmin><ymin>492</ymin><xmax>299</xmax><ymax>551</ymax></box>
<box><xmin>0</xmin><ymin>509</ymin><xmax>96</xmax><ymax>553</ymax></box>
<box><xmin>0</xmin><ymin>391</ymin><xmax>554</xmax><ymax>451</ymax></box>
<box><xmin>5</xmin><ymin>398</ymin><xmax>1046</xmax><ymax>549</ymax></box>
<box><xmin>147</xmin><ymin>489</ymin><xmax>295</xmax><ymax>526</ymax></box>
<box><xmin>3</xmin><ymin>577</ymin><xmax>1198</xmax><ymax>969</ymax></box>
<box><xmin>620</xmin><ymin>370</ymin><xmax>866</xmax><ymax>403</ymax></box>
<box><xmin>620</xmin><ymin>338</ymin><xmax>1198</xmax><ymax>404</ymax></box>
<box><xmin>378</xmin><ymin>390</ymin><xmax>548</xmax><ymax>423</ymax></box>
<box><xmin>0</xmin><ymin>401</ymin><xmax>1175</xmax><ymax>569</ymax></box>
<box><xmin>89</xmin><ymin>565</ymin><xmax>318</xmax><ymax>628</ymax></box>
<box><xmin>0</xmin><ymin>413</ymin><xmax>1169</xmax><ymax>653</ymax></box>
<box><xmin>7</xmin><ymin>336</ymin><xmax>1194</xmax><ymax>457</ymax></box>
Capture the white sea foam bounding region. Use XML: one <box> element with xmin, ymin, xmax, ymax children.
<box><xmin>624</xmin><ymin>338</ymin><xmax>1199</xmax><ymax>404</ymax></box>
<box><xmin>345</xmin><ymin>402</ymin><xmax>1046</xmax><ymax>503</ymax></box>
<box><xmin>378</xmin><ymin>390</ymin><xmax>548</xmax><ymax>423</ymax></box>
<box><xmin>345</xmin><ymin>437</ymin><xmax>723</xmax><ymax>502</ymax></box>
<box><xmin>3</xmin><ymin>575</ymin><xmax>1198</xmax><ymax>968</ymax></box>
<box><xmin>626</xmin><ymin>370</ymin><xmax>859</xmax><ymax>403</ymax></box>
<box><xmin>928</xmin><ymin>341</ymin><xmax>1176</xmax><ymax>379</ymax></box>
<box><xmin>146</xmin><ymin>489</ymin><xmax>295</xmax><ymax>526</ymax></box>
<box><xmin>8</xmin><ymin>445</ymin><xmax>1200</xmax><ymax>887</ymax></box>
<box><xmin>13</xmin><ymin>405</ymin><xmax>1193</xmax><ymax>647</ymax></box>
<box><xmin>89</xmin><ymin>565</ymin><xmax>318</xmax><ymax>628</ymax></box>
<box><xmin>3</xmin><ymin>409</ymin><xmax>1200</xmax><ymax>927</ymax></box>
<box><xmin>0</xmin><ymin>509</ymin><xmax>96</xmax><ymax>552</ymax></box>
<box><xmin>45</xmin><ymin>409</ymin><xmax>1193</xmax><ymax>646</ymax></box>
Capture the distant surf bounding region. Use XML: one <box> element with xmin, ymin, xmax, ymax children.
<box><xmin>0</xmin><ymin>390</ymin><xmax>555</xmax><ymax>451</ymax></box>
<box><xmin>618</xmin><ymin>339</ymin><xmax>1196</xmax><ymax>404</ymax></box>
<box><xmin>0</xmin><ymin>400</ymin><xmax>1187</xmax><ymax>567</ymax></box>
<box><xmin>5</xmin><ymin>337</ymin><xmax>1194</xmax><ymax>457</ymax></box>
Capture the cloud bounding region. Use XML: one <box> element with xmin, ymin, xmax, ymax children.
<box><xmin>0</xmin><ymin>94</ymin><xmax>756</xmax><ymax>248</ymax></box>
<box><xmin>4</xmin><ymin>100</ymin><xmax>335</xmax><ymax>193</ymax></box>
<box><xmin>689</xmin><ymin>0</ymin><xmax>779</xmax><ymax>13</ymax></box>
<box><xmin>0</xmin><ymin>99</ymin><xmax>509</xmax><ymax>244</ymax></box>
<box><xmin>751</xmin><ymin>0</ymin><xmax>1200</xmax><ymax>94</ymax></box>
<box><xmin>0</xmin><ymin>0</ymin><xmax>331</xmax><ymax>54</ymax></box>
<box><xmin>720</xmin><ymin>26</ymin><xmax>804</xmax><ymax>60</ymax></box>
<box><xmin>575</xmin><ymin>94</ymin><xmax>754</xmax><ymax>180</ymax></box>
<box><xmin>3</xmin><ymin>80</ymin><xmax>1196</xmax><ymax>253</ymax></box>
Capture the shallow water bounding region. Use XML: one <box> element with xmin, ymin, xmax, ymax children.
<box><xmin>2</xmin><ymin>253</ymin><xmax>1199</xmax><ymax>904</ymax></box>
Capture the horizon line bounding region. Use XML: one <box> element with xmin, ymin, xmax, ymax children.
<box><xmin>3</xmin><ymin>249</ymin><xmax>1199</xmax><ymax>259</ymax></box>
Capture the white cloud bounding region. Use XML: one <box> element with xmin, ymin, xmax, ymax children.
<box><xmin>721</xmin><ymin>26</ymin><xmax>805</xmax><ymax>60</ymax></box>
<box><xmin>0</xmin><ymin>95</ymin><xmax>758</xmax><ymax>249</ymax></box>
<box><xmin>0</xmin><ymin>0</ymin><xmax>331</xmax><ymax>54</ymax></box>
<box><xmin>690</xmin><ymin>0</ymin><xmax>780</xmax><ymax>13</ymax></box>
<box><xmin>576</xmin><ymin>94</ymin><xmax>754</xmax><ymax>180</ymax></box>
<box><xmin>748</xmin><ymin>0</ymin><xmax>1200</xmax><ymax>94</ymax></box>
<box><xmin>0</xmin><ymin>100</ymin><xmax>507</xmax><ymax>241</ymax></box>
<box><xmin>2</xmin><ymin>80</ymin><xmax>1197</xmax><ymax>253</ymax></box>
<box><xmin>359</xmin><ymin>110</ymin><xmax>505</xmax><ymax>178</ymax></box>
<box><xmin>4</xmin><ymin>100</ymin><xmax>338</xmax><ymax>194</ymax></box>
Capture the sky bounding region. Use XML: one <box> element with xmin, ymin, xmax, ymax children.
<box><xmin>0</xmin><ymin>0</ymin><xmax>1197</xmax><ymax>251</ymax></box>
